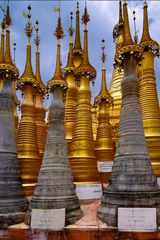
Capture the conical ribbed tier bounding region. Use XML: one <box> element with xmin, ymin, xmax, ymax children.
<box><xmin>64</xmin><ymin>73</ymin><xmax>78</xmax><ymax>152</ymax></box>
<box><xmin>95</xmin><ymin>101</ymin><xmax>114</xmax><ymax>184</ymax></box>
<box><xmin>35</xmin><ymin>92</ymin><xmax>47</xmax><ymax>160</ymax></box>
<box><xmin>0</xmin><ymin>77</ymin><xmax>28</xmax><ymax>229</ymax></box>
<box><xmin>138</xmin><ymin>51</ymin><xmax>160</xmax><ymax>177</ymax></box>
<box><xmin>26</xmin><ymin>88</ymin><xmax>82</xmax><ymax>226</ymax></box>
<box><xmin>97</xmin><ymin>55</ymin><xmax>160</xmax><ymax>228</ymax></box>
<box><xmin>109</xmin><ymin>68</ymin><xmax>124</xmax><ymax>143</ymax></box>
<box><xmin>69</xmin><ymin>75</ymin><xmax>100</xmax><ymax>183</ymax></box>
<box><xmin>17</xmin><ymin>84</ymin><xmax>40</xmax><ymax>196</ymax></box>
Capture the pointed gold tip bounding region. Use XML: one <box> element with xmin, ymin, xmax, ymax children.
<box><xmin>123</xmin><ymin>0</ymin><xmax>127</xmax><ymax>4</ymax></box>
<box><xmin>5</xmin><ymin>5</ymin><xmax>12</xmax><ymax>27</ymax></box>
<box><xmin>144</xmin><ymin>0</ymin><xmax>147</xmax><ymax>7</ymax></box>
<box><xmin>119</xmin><ymin>0</ymin><xmax>123</xmax><ymax>23</ymax></box>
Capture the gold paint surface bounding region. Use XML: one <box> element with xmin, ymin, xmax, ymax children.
<box><xmin>138</xmin><ymin>51</ymin><xmax>160</xmax><ymax>177</ymax></box>
<box><xmin>69</xmin><ymin>75</ymin><xmax>100</xmax><ymax>183</ymax></box>
<box><xmin>17</xmin><ymin>85</ymin><xmax>40</xmax><ymax>196</ymax></box>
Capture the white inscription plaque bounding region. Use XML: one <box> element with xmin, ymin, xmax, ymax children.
<box><xmin>97</xmin><ymin>161</ymin><xmax>113</xmax><ymax>173</ymax></box>
<box><xmin>118</xmin><ymin>208</ymin><xmax>157</xmax><ymax>232</ymax></box>
<box><xmin>75</xmin><ymin>184</ymin><xmax>102</xmax><ymax>200</ymax></box>
<box><xmin>31</xmin><ymin>208</ymin><xmax>65</xmax><ymax>230</ymax></box>
<box><xmin>157</xmin><ymin>178</ymin><xmax>160</xmax><ymax>186</ymax></box>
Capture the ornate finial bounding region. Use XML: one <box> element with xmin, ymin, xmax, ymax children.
<box><xmin>5</xmin><ymin>2</ymin><xmax>12</xmax><ymax>27</ymax></box>
<box><xmin>101</xmin><ymin>39</ymin><xmax>106</xmax><ymax>64</ymax></box>
<box><xmin>1</xmin><ymin>14</ymin><xmax>6</xmax><ymax>30</ymax></box>
<box><xmin>34</xmin><ymin>19</ymin><xmax>40</xmax><ymax>47</ymax></box>
<box><xmin>24</xmin><ymin>5</ymin><xmax>33</xmax><ymax>40</ymax></box>
<box><xmin>54</xmin><ymin>16</ymin><xmax>64</xmax><ymax>39</ymax></box>
<box><xmin>13</xmin><ymin>42</ymin><xmax>16</xmax><ymax>64</ymax></box>
<box><xmin>76</xmin><ymin>2</ymin><xmax>79</xmax><ymax>11</ymax></box>
<box><xmin>133</xmin><ymin>10</ymin><xmax>138</xmax><ymax>44</ymax></box>
<box><xmin>68</xmin><ymin>12</ymin><xmax>74</xmax><ymax>37</ymax></box>
<box><xmin>82</xmin><ymin>2</ymin><xmax>90</xmax><ymax>27</ymax></box>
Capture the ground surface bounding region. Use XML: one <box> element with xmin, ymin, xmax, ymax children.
<box><xmin>0</xmin><ymin>200</ymin><xmax>160</xmax><ymax>240</ymax></box>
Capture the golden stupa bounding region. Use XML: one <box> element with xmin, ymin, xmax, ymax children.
<box><xmin>17</xmin><ymin>5</ymin><xmax>40</xmax><ymax>196</ymax></box>
<box><xmin>69</xmin><ymin>3</ymin><xmax>100</xmax><ymax>183</ymax></box>
<box><xmin>94</xmin><ymin>39</ymin><xmax>114</xmax><ymax>184</ymax></box>
<box><xmin>34</xmin><ymin>20</ymin><xmax>47</xmax><ymax>160</ymax></box>
<box><xmin>138</xmin><ymin>1</ymin><xmax>160</xmax><ymax>177</ymax></box>
<box><xmin>3</xmin><ymin>0</ymin><xmax>159</xmax><ymax>191</ymax></box>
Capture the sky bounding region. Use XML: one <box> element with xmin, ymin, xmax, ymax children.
<box><xmin>0</xmin><ymin>0</ymin><xmax>160</xmax><ymax>105</ymax></box>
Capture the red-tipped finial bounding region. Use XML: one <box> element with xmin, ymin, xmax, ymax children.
<box><xmin>82</xmin><ymin>2</ymin><xmax>90</xmax><ymax>26</ymax></box>
<box><xmin>54</xmin><ymin>16</ymin><xmax>65</xmax><ymax>39</ymax></box>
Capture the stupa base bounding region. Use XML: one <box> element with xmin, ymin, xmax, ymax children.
<box><xmin>0</xmin><ymin>212</ymin><xmax>26</xmax><ymax>229</ymax></box>
<box><xmin>97</xmin><ymin>190</ymin><xmax>160</xmax><ymax>227</ymax></box>
<box><xmin>25</xmin><ymin>196</ymin><xmax>83</xmax><ymax>226</ymax></box>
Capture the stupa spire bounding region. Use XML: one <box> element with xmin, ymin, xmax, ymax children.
<box><xmin>65</xmin><ymin>12</ymin><xmax>75</xmax><ymax>70</ymax></box>
<box><xmin>34</xmin><ymin>20</ymin><xmax>47</xmax><ymax>160</ymax></box>
<box><xmin>123</xmin><ymin>0</ymin><xmax>134</xmax><ymax>47</ymax></box>
<box><xmin>95</xmin><ymin>40</ymin><xmax>113</xmax><ymax>103</ymax></box>
<box><xmin>48</xmin><ymin>13</ymin><xmax>66</xmax><ymax>90</ymax></box>
<box><xmin>0</xmin><ymin>17</ymin><xmax>5</xmax><ymax>64</ymax></box>
<box><xmin>20</xmin><ymin>5</ymin><xmax>37</xmax><ymax>86</ymax></box>
<box><xmin>34</xmin><ymin>20</ymin><xmax>46</xmax><ymax>91</ymax></box>
<box><xmin>73</xmin><ymin>2</ymin><xmax>83</xmax><ymax>67</ymax></box>
<box><xmin>2</xmin><ymin>3</ymin><xmax>18</xmax><ymax>74</ymax></box>
<box><xmin>140</xmin><ymin>1</ymin><xmax>152</xmax><ymax>43</ymax></box>
<box><xmin>73</xmin><ymin>3</ymin><xmax>82</xmax><ymax>54</ymax></box>
<box><xmin>34</xmin><ymin>20</ymin><xmax>41</xmax><ymax>82</ymax></box>
<box><xmin>119</xmin><ymin>0</ymin><xmax>123</xmax><ymax>24</ymax></box>
<box><xmin>4</xmin><ymin>3</ymin><xmax>12</xmax><ymax>65</ymax></box>
<box><xmin>17</xmin><ymin>5</ymin><xmax>40</xmax><ymax>196</ymax></box>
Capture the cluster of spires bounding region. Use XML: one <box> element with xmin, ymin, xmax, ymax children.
<box><xmin>0</xmin><ymin>0</ymin><xmax>159</xmax><ymax>188</ymax></box>
<box><xmin>0</xmin><ymin>0</ymin><xmax>160</xmax><ymax>229</ymax></box>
